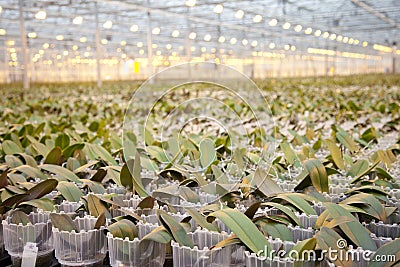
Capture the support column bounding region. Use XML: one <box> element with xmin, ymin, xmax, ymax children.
<box><xmin>18</xmin><ymin>0</ymin><xmax>29</xmax><ymax>89</ymax></box>
<box><xmin>94</xmin><ymin>2</ymin><xmax>102</xmax><ymax>87</ymax></box>
<box><xmin>147</xmin><ymin>1</ymin><xmax>153</xmax><ymax>79</ymax></box>
<box><xmin>185</xmin><ymin>7</ymin><xmax>192</xmax><ymax>80</ymax></box>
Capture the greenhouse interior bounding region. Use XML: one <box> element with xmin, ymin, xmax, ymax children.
<box><xmin>1</xmin><ymin>0</ymin><xmax>400</xmax><ymax>267</ymax></box>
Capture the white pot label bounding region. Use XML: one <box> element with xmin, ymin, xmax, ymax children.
<box><xmin>21</xmin><ymin>242</ymin><xmax>38</xmax><ymax>267</ymax></box>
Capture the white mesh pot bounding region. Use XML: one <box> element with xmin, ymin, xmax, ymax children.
<box><xmin>107</xmin><ymin>222</ymin><xmax>165</xmax><ymax>267</ymax></box>
<box><xmin>52</xmin><ymin>216</ymin><xmax>107</xmax><ymax>266</ymax></box>
<box><xmin>2</xmin><ymin>212</ymin><xmax>53</xmax><ymax>259</ymax></box>
<box><xmin>172</xmin><ymin>229</ymin><xmax>245</xmax><ymax>267</ymax></box>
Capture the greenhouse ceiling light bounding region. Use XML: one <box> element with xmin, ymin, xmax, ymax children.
<box><xmin>337</xmin><ymin>35</ymin><xmax>343</xmax><ymax>42</ymax></box>
<box><xmin>343</xmin><ymin>36</ymin><xmax>349</xmax><ymax>43</ymax></box>
<box><xmin>152</xmin><ymin>44</ymin><xmax>158</xmax><ymax>48</ymax></box>
<box><xmin>188</xmin><ymin>32</ymin><xmax>197</xmax><ymax>39</ymax></box>
<box><xmin>354</xmin><ymin>39</ymin><xmax>359</xmax><ymax>45</ymax></box>
<box><xmin>218</xmin><ymin>36</ymin><xmax>225</xmax><ymax>43</ymax></box>
<box><xmin>103</xmin><ymin>20</ymin><xmax>113</xmax><ymax>29</ymax></box>
<box><xmin>80</xmin><ymin>37</ymin><xmax>87</xmax><ymax>43</ymax></box>
<box><xmin>130</xmin><ymin>24</ymin><xmax>139</xmax><ymax>32</ymax></box>
<box><xmin>230</xmin><ymin>37</ymin><xmax>237</xmax><ymax>44</ymax></box>
<box><xmin>284</xmin><ymin>44</ymin><xmax>290</xmax><ymax>50</ymax></box>
<box><xmin>253</xmin><ymin>15</ymin><xmax>263</xmax><ymax>23</ymax></box>
<box><xmin>304</xmin><ymin>27</ymin><xmax>312</xmax><ymax>34</ymax></box>
<box><xmin>269</xmin><ymin>42</ymin><xmax>276</xmax><ymax>49</ymax></box>
<box><xmin>294</xmin><ymin>25</ymin><xmax>302</xmax><ymax>32</ymax></box>
<box><xmin>329</xmin><ymin>33</ymin><xmax>337</xmax><ymax>40</ymax></box>
<box><xmin>35</xmin><ymin>10</ymin><xmax>47</xmax><ymax>20</ymax></box>
<box><xmin>349</xmin><ymin>38</ymin><xmax>354</xmax><ymax>44</ymax></box>
<box><xmin>235</xmin><ymin>10</ymin><xmax>244</xmax><ymax>19</ymax></box>
<box><xmin>56</xmin><ymin>35</ymin><xmax>64</xmax><ymax>41</ymax></box>
<box><xmin>28</xmin><ymin>32</ymin><xmax>37</xmax><ymax>38</ymax></box>
<box><xmin>190</xmin><ymin>46</ymin><xmax>196</xmax><ymax>52</ymax></box>
<box><xmin>291</xmin><ymin>45</ymin><xmax>296</xmax><ymax>51</ymax></box>
<box><xmin>73</xmin><ymin>16</ymin><xmax>83</xmax><ymax>25</ymax></box>
<box><xmin>251</xmin><ymin>40</ymin><xmax>258</xmax><ymax>47</ymax></box>
<box><xmin>101</xmin><ymin>39</ymin><xmax>108</xmax><ymax>45</ymax></box>
<box><xmin>139</xmin><ymin>49</ymin><xmax>144</xmax><ymax>55</ymax></box>
<box><xmin>72</xmin><ymin>45</ymin><xmax>78</xmax><ymax>50</ymax></box>
<box><xmin>0</xmin><ymin>29</ymin><xmax>6</xmax><ymax>36</ymax></box>
<box><xmin>185</xmin><ymin>0</ymin><xmax>196</xmax><ymax>7</ymax></box>
<box><xmin>213</xmin><ymin>4</ymin><xmax>223</xmax><ymax>14</ymax></box>
<box><xmin>314</xmin><ymin>30</ymin><xmax>321</xmax><ymax>37</ymax></box>
<box><xmin>166</xmin><ymin>44</ymin><xmax>172</xmax><ymax>50</ymax></box>
<box><xmin>204</xmin><ymin>34</ymin><xmax>211</xmax><ymax>41</ymax></box>
<box><xmin>43</xmin><ymin>43</ymin><xmax>49</xmax><ymax>49</ymax></box>
<box><xmin>322</xmin><ymin>32</ymin><xmax>329</xmax><ymax>38</ymax></box>
<box><xmin>120</xmin><ymin>40</ymin><xmax>126</xmax><ymax>46</ymax></box>
<box><xmin>137</xmin><ymin>42</ymin><xmax>143</xmax><ymax>47</ymax></box>
<box><xmin>269</xmin><ymin>19</ymin><xmax>278</xmax><ymax>26</ymax></box>
<box><xmin>152</xmin><ymin>27</ymin><xmax>160</xmax><ymax>35</ymax></box>
<box><xmin>171</xmin><ymin>30</ymin><xmax>179</xmax><ymax>37</ymax></box>
<box><xmin>0</xmin><ymin>6</ymin><xmax>2</xmax><ymax>13</ymax></box>
<box><xmin>282</xmin><ymin>22</ymin><xmax>291</xmax><ymax>29</ymax></box>
<box><xmin>201</xmin><ymin>47</ymin><xmax>206</xmax><ymax>52</ymax></box>
<box><xmin>63</xmin><ymin>50</ymin><xmax>69</xmax><ymax>56</ymax></box>
<box><xmin>362</xmin><ymin>41</ymin><xmax>368</xmax><ymax>47</ymax></box>
<box><xmin>242</xmin><ymin>39</ymin><xmax>248</xmax><ymax>46</ymax></box>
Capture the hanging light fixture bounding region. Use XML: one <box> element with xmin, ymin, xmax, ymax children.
<box><xmin>35</xmin><ymin>10</ymin><xmax>47</xmax><ymax>20</ymax></box>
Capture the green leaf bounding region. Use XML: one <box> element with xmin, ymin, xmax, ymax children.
<box><xmin>347</xmin><ymin>159</ymin><xmax>369</xmax><ymax>178</ymax></box>
<box><xmin>63</xmin><ymin>143</ymin><xmax>85</xmax><ymax>158</ymax></box>
<box><xmin>178</xmin><ymin>186</ymin><xmax>200</xmax><ymax>203</ymax></box>
<box><xmin>323</xmin><ymin>202</ymin><xmax>377</xmax><ymax>251</ymax></box>
<box><xmin>199</xmin><ymin>138</ymin><xmax>216</xmax><ymax>168</ymax></box>
<box><xmin>15</xmin><ymin>165</ymin><xmax>47</xmax><ymax>180</ymax></box>
<box><xmin>258</xmin><ymin>220</ymin><xmax>293</xmax><ymax>241</ymax></box>
<box><xmin>94</xmin><ymin>212</ymin><xmax>106</xmax><ymax>230</ymax></box>
<box><xmin>141</xmin><ymin>226</ymin><xmax>172</xmax><ymax>244</ymax></box>
<box><xmin>40</xmin><ymin>164</ymin><xmax>82</xmax><ymax>184</ymax></box>
<box><xmin>213</xmin><ymin>235</ymin><xmax>242</xmax><ymax>249</ymax></box>
<box><xmin>158</xmin><ymin>210</ymin><xmax>194</xmax><ymax>248</ymax></box>
<box><xmin>280</xmin><ymin>142</ymin><xmax>299</xmax><ymax>166</ymax></box>
<box><xmin>120</xmin><ymin>162</ymin><xmax>133</xmax><ymax>191</ymax></box>
<box><xmin>349</xmin><ymin>160</ymin><xmax>380</xmax><ymax>184</ymax></box>
<box><xmin>128</xmin><ymin>152</ymin><xmax>149</xmax><ymax>197</ymax></box>
<box><xmin>210</xmin><ymin>207</ymin><xmax>271</xmax><ymax>255</ymax></box>
<box><xmin>10</xmin><ymin>210</ymin><xmax>31</xmax><ymax>225</ymax></box>
<box><xmin>303</xmin><ymin>159</ymin><xmax>329</xmax><ymax>193</ymax></box>
<box><xmin>271</xmin><ymin>193</ymin><xmax>317</xmax><ymax>215</ymax></box>
<box><xmin>336</xmin><ymin>129</ymin><xmax>358</xmax><ymax>154</ymax></box>
<box><xmin>86</xmin><ymin>143</ymin><xmax>118</xmax><ymax>166</ymax></box>
<box><xmin>44</xmin><ymin>147</ymin><xmax>63</xmax><ymax>165</ymax></box>
<box><xmin>25</xmin><ymin>177</ymin><xmax>55</xmax><ymax>195</ymax></box>
<box><xmin>57</xmin><ymin>181</ymin><xmax>83</xmax><ymax>202</ymax></box>
<box><xmin>184</xmin><ymin>207</ymin><xmax>219</xmax><ymax>232</ymax></box>
<box><xmin>290</xmin><ymin>237</ymin><xmax>316</xmax><ymax>260</ymax></box>
<box><xmin>20</xmin><ymin>198</ymin><xmax>54</xmax><ymax>211</ymax></box>
<box><xmin>5</xmin><ymin>155</ymin><xmax>23</xmax><ymax>168</ymax></box>
<box><xmin>262</xmin><ymin>202</ymin><xmax>302</xmax><ymax>226</ymax></box>
<box><xmin>341</xmin><ymin>193</ymin><xmax>386</xmax><ymax>221</ymax></box>
<box><xmin>252</xmin><ymin>168</ymin><xmax>283</xmax><ymax>197</ymax></box>
<box><xmin>86</xmin><ymin>194</ymin><xmax>109</xmax><ymax>218</ymax></box>
<box><xmin>137</xmin><ymin>196</ymin><xmax>155</xmax><ymax>210</ymax></box>
<box><xmin>146</xmin><ymin>146</ymin><xmax>169</xmax><ymax>163</ymax></box>
<box><xmin>50</xmin><ymin>213</ymin><xmax>77</xmax><ymax>232</ymax></box>
<box><xmin>2</xmin><ymin>140</ymin><xmax>23</xmax><ymax>155</ymax></box>
<box><xmin>27</xmin><ymin>136</ymin><xmax>50</xmax><ymax>156</ymax></box>
<box><xmin>315</xmin><ymin>227</ymin><xmax>352</xmax><ymax>267</ymax></box>
<box><xmin>369</xmin><ymin>239</ymin><xmax>400</xmax><ymax>267</ymax></box>
<box><xmin>55</xmin><ymin>134</ymin><xmax>70</xmax><ymax>149</ymax></box>
<box><xmin>324</xmin><ymin>139</ymin><xmax>344</xmax><ymax>169</ymax></box>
